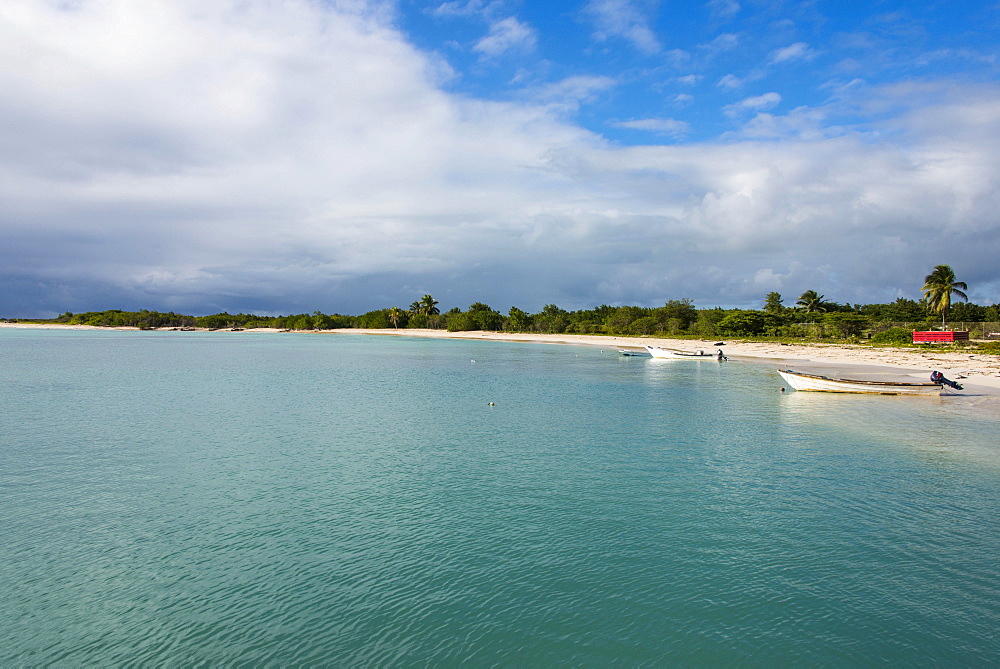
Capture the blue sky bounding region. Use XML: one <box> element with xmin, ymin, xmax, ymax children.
<box><xmin>406</xmin><ymin>0</ymin><xmax>998</xmax><ymax>143</ymax></box>
<box><xmin>1</xmin><ymin>0</ymin><xmax>999</xmax><ymax>317</ymax></box>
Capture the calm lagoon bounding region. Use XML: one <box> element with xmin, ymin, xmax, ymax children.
<box><xmin>2</xmin><ymin>328</ymin><xmax>999</xmax><ymax>665</ymax></box>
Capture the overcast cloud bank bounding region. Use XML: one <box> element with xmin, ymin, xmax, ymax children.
<box><xmin>1</xmin><ymin>0</ymin><xmax>998</xmax><ymax>317</ymax></box>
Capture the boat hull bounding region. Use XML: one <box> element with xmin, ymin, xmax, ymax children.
<box><xmin>645</xmin><ymin>346</ymin><xmax>717</xmax><ymax>359</ymax></box>
<box><xmin>777</xmin><ymin>370</ymin><xmax>941</xmax><ymax>396</ymax></box>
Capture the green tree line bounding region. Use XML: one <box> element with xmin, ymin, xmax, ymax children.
<box><xmin>10</xmin><ymin>267</ymin><xmax>997</xmax><ymax>341</ymax></box>
<box><xmin>24</xmin><ymin>294</ymin><xmax>999</xmax><ymax>339</ymax></box>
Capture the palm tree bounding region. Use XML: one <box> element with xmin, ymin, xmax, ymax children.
<box><xmin>387</xmin><ymin>306</ymin><xmax>404</xmax><ymax>329</ymax></box>
<box><xmin>418</xmin><ymin>294</ymin><xmax>439</xmax><ymax>317</ymax></box>
<box><xmin>922</xmin><ymin>265</ymin><xmax>967</xmax><ymax>326</ymax></box>
<box><xmin>796</xmin><ymin>290</ymin><xmax>827</xmax><ymax>313</ymax></box>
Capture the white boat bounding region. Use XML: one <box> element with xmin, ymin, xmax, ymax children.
<box><xmin>777</xmin><ymin>369</ymin><xmax>942</xmax><ymax>396</ymax></box>
<box><xmin>645</xmin><ymin>346</ymin><xmax>720</xmax><ymax>360</ymax></box>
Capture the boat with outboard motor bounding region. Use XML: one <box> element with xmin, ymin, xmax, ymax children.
<box><xmin>777</xmin><ymin>369</ymin><xmax>945</xmax><ymax>396</ymax></box>
<box><xmin>646</xmin><ymin>346</ymin><xmax>724</xmax><ymax>360</ymax></box>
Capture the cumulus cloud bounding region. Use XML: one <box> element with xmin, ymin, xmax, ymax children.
<box><xmin>612</xmin><ymin>118</ymin><xmax>691</xmax><ymax>137</ymax></box>
<box><xmin>529</xmin><ymin>75</ymin><xmax>618</xmax><ymax>110</ymax></box>
<box><xmin>1</xmin><ymin>0</ymin><xmax>999</xmax><ymax>317</ymax></box>
<box><xmin>769</xmin><ymin>42</ymin><xmax>815</xmax><ymax>64</ymax></box>
<box><xmin>724</xmin><ymin>92</ymin><xmax>782</xmax><ymax>116</ymax></box>
<box><xmin>717</xmin><ymin>73</ymin><xmax>743</xmax><ymax>90</ymax></box>
<box><xmin>702</xmin><ymin>32</ymin><xmax>740</xmax><ymax>53</ymax></box>
<box><xmin>707</xmin><ymin>0</ymin><xmax>740</xmax><ymax>21</ymax></box>
<box><xmin>583</xmin><ymin>0</ymin><xmax>661</xmax><ymax>54</ymax></box>
<box><xmin>474</xmin><ymin>16</ymin><xmax>536</xmax><ymax>57</ymax></box>
<box><xmin>431</xmin><ymin>0</ymin><xmax>489</xmax><ymax>18</ymax></box>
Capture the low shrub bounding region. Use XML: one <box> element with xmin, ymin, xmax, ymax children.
<box><xmin>977</xmin><ymin>341</ymin><xmax>1000</xmax><ymax>355</ymax></box>
<box><xmin>870</xmin><ymin>327</ymin><xmax>912</xmax><ymax>345</ymax></box>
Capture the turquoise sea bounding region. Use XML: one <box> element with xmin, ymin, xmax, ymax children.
<box><xmin>2</xmin><ymin>328</ymin><xmax>999</xmax><ymax>665</ymax></box>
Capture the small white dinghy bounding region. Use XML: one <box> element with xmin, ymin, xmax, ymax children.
<box><xmin>777</xmin><ymin>369</ymin><xmax>943</xmax><ymax>396</ymax></box>
<box><xmin>646</xmin><ymin>346</ymin><xmax>722</xmax><ymax>360</ymax></box>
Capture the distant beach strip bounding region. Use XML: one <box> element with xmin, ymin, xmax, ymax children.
<box><xmin>4</xmin><ymin>322</ymin><xmax>999</xmax><ymax>400</ymax></box>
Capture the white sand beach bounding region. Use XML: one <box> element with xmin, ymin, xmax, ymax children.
<box><xmin>328</xmin><ymin>328</ymin><xmax>1000</xmax><ymax>394</ymax></box>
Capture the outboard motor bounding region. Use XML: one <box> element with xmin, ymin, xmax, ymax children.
<box><xmin>930</xmin><ymin>370</ymin><xmax>963</xmax><ymax>390</ymax></box>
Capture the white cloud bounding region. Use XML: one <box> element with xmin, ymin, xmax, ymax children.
<box><xmin>717</xmin><ymin>73</ymin><xmax>742</xmax><ymax>89</ymax></box>
<box><xmin>751</xmin><ymin>268</ymin><xmax>787</xmax><ymax>290</ymax></box>
<box><xmin>583</xmin><ymin>0</ymin><xmax>661</xmax><ymax>55</ymax></box>
<box><xmin>724</xmin><ymin>92</ymin><xmax>782</xmax><ymax>116</ymax></box>
<box><xmin>707</xmin><ymin>0</ymin><xmax>740</xmax><ymax>21</ymax></box>
<box><xmin>769</xmin><ymin>42</ymin><xmax>814</xmax><ymax>64</ymax></box>
<box><xmin>612</xmin><ymin>118</ymin><xmax>691</xmax><ymax>137</ymax></box>
<box><xmin>1</xmin><ymin>0</ymin><xmax>999</xmax><ymax>315</ymax></box>
<box><xmin>727</xmin><ymin>105</ymin><xmax>839</xmax><ymax>141</ymax></box>
<box><xmin>530</xmin><ymin>75</ymin><xmax>618</xmax><ymax>110</ymax></box>
<box><xmin>703</xmin><ymin>32</ymin><xmax>739</xmax><ymax>53</ymax></box>
<box><xmin>716</xmin><ymin>67</ymin><xmax>768</xmax><ymax>91</ymax></box>
<box><xmin>474</xmin><ymin>16</ymin><xmax>536</xmax><ymax>57</ymax></box>
<box><xmin>431</xmin><ymin>0</ymin><xmax>492</xmax><ymax>18</ymax></box>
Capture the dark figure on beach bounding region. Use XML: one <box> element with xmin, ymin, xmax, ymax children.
<box><xmin>930</xmin><ymin>370</ymin><xmax>963</xmax><ymax>390</ymax></box>
<box><xmin>717</xmin><ymin>349</ymin><xmax>727</xmax><ymax>362</ymax></box>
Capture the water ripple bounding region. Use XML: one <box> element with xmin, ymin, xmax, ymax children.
<box><xmin>2</xmin><ymin>331</ymin><xmax>999</xmax><ymax>665</ymax></box>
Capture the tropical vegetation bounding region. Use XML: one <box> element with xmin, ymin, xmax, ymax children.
<box><xmin>922</xmin><ymin>264</ymin><xmax>968</xmax><ymax>326</ymax></box>
<box><xmin>6</xmin><ymin>265</ymin><xmax>997</xmax><ymax>347</ymax></box>
<box><xmin>795</xmin><ymin>290</ymin><xmax>828</xmax><ymax>313</ymax></box>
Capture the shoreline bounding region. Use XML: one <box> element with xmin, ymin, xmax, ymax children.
<box><xmin>331</xmin><ymin>328</ymin><xmax>1000</xmax><ymax>395</ymax></box>
<box><xmin>5</xmin><ymin>322</ymin><xmax>1000</xmax><ymax>395</ymax></box>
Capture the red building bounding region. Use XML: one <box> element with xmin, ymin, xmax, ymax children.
<box><xmin>912</xmin><ymin>331</ymin><xmax>969</xmax><ymax>343</ymax></box>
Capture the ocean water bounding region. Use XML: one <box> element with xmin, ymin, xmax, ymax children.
<box><xmin>1</xmin><ymin>328</ymin><xmax>999</xmax><ymax>666</ymax></box>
